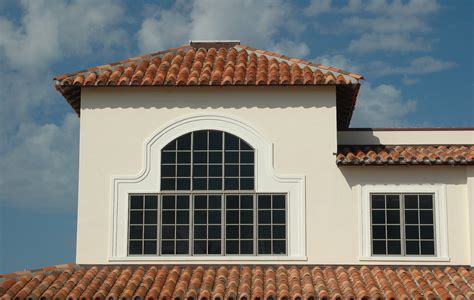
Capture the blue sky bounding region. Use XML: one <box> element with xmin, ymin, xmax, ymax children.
<box><xmin>0</xmin><ymin>0</ymin><xmax>472</xmax><ymax>273</ymax></box>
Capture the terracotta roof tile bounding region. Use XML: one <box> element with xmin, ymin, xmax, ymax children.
<box><xmin>337</xmin><ymin>145</ymin><xmax>474</xmax><ymax>165</ymax></box>
<box><xmin>53</xmin><ymin>41</ymin><xmax>362</xmax><ymax>129</ymax></box>
<box><xmin>1</xmin><ymin>264</ymin><xmax>473</xmax><ymax>299</ymax></box>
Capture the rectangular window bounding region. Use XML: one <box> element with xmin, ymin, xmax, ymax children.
<box><xmin>371</xmin><ymin>193</ymin><xmax>435</xmax><ymax>256</ymax></box>
<box><xmin>128</xmin><ymin>193</ymin><xmax>287</xmax><ymax>256</ymax></box>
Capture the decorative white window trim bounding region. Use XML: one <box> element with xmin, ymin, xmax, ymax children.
<box><xmin>359</xmin><ymin>184</ymin><xmax>449</xmax><ymax>262</ymax></box>
<box><xmin>110</xmin><ymin>113</ymin><xmax>306</xmax><ymax>261</ymax></box>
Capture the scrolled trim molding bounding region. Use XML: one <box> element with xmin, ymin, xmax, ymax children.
<box><xmin>111</xmin><ymin>113</ymin><xmax>306</xmax><ymax>261</ymax></box>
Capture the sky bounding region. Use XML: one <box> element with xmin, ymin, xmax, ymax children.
<box><xmin>0</xmin><ymin>0</ymin><xmax>472</xmax><ymax>273</ymax></box>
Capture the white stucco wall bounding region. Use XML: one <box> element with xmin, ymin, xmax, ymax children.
<box><xmin>77</xmin><ymin>86</ymin><xmax>472</xmax><ymax>265</ymax></box>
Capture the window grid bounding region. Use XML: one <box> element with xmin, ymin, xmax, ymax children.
<box><xmin>257</xmin><ymin>194</ymin><xmax>287</xmax><ymax>255</ymax></box>
<box><xmin>193</xmin><ymin>194</ymin><xmax>223</xmax><ymax>255</ymax></box>
<box><xmin>371</xmin><ymin>193</ymin><xmax>435</xmax><ymax>256</ymax></box>
<box><xmin>225</xmin><ymin>194</ymin><xmax>255</xmax><ymax>255</ymax></box>
<box><xmin>128</xmin><ymin>195</ymin><xmax>159</xmax><ymax>255</ymax></box>
<box><xmin>128</xmin><ymin>193</ymin><xmax>287</xmax><ymax>256</ymax></box>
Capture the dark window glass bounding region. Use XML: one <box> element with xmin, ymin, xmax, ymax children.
<box><xmin>129</xmin><ymin>241</ymin><xmax>142</xmax><ymax>255</ymax></box>
<box><xmin>130</xmin><ymin>211</ymin><xmax>143</xmax><ymax>224</ymax></box>
<box><xmin>387</xmin><ymin>241</ymin><xmax>401</xmax><ymax>255</ymax></box>
<box><xmin>372</xmin><ymin>240</ymin><xmax>386</xmax><ymax>255</ymax></box>
<box><xmin>130</xmin><ymin>195</ymin><xmax>143</xmax><ymax>209</ymax></box>
<box><xmin>130</xmin><ymin>226</ymin><xmax>143</xmax><ymax>239</ymax></box>
<box><xmin>145</xmin><ymin>196</ymin><xmax>158</xmax><ymax>209</ymax></box>
<box><xmin>421</xmin><ymin>241</ymin><xmax>435</xmax><ymax>255</ymax></box>
<box><xmin>144</xmin><ymin>241</ymin><xmax>157</xmax><ymax>254</ymax></box>
<box><xmin>144</xmin><ymin>226</ymin><xmax>157</xmax><ymax>239</ymax></box>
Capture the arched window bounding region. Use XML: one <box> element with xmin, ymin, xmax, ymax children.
<box><xmin>128</xmin><ymin>130</ymin><xmax>287</xmax><ymax>256</ymax></box>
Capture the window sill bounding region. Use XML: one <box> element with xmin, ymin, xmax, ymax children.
<box><xmin>359</xmin><ymin>256</ymin><xmax>450</xmax><ymax>262</ymax></box>
<box><xmin>109</xmin><ymin>255</ymin><xmax>308</xmax><ymax>262</ymax></box>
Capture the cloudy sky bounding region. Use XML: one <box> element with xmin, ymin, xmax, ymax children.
<box><xmin>0</xmin><ymin>0</ymin><xmax>472</xmax><ymax>273</ymax></box>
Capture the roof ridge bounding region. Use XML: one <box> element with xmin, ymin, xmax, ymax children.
<box><xmin>0</xmin><ymin>263</ymin><xmax>77</xmax><ymax>279</ymax></box>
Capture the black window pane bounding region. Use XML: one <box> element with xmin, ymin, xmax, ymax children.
<box><xmin>193</xmin><ymin>131</ymin><xmax>207</xmax><ymax>150</ymax></box>
<box><xmin>209</xmin><ymin>196</ymin><xmax>221</xmax><ymax>209</ymax></box>
<box><xmin>226</xmin><ymin>211</ymin><xmax>239</xmax><ymax>224</ymax></box>
<box><xmin>240</xmin><ymin>241</ymin><xmax>253</xmax><ymax>254</ymax></box>
<box><xmin>421</xmin><ymin>241</ymin><xmax>435</xmax><ymax>255</ymax></box>
<box><xmin>420</xmin><ymin>210</ymin><xmax>433</xmax><ymax>224</ymax></box>
<box><xmin>177</xmin><ymin>133</ymin><xmax>191</xmax><ymax>150</ymax></box>
<box><xmin>162</xmin><ymin>211</ymin><xmax>175</xmax><ymax>224</ymax></box>
<box><xmin>273</xmin><ymin>225</ymin><xmax>286</xmax><ymax>239</ymax></box>
<box><xmin>273</xmin><ymin>241</ymin><xmax>286</xmax><ymax>254</ymax></box>
<box><xmin>258</xmin><ymin>240</ymin><xmax>271</xmax><ymax>254</ymax></box>
<box><xmin>240</xmin><ymin>165</ymin><xmax>254</xmax><ymax>177</ymax></box>
<box><xmin>176</xmin><ymin>226</ymin><xmax>189</xmax><ymax>239</ymax></box>
<box><xmin>130</xmin><ymin>196</ymin><xmax>143</xmax><ymax>209</ymax></box>
<box><xmin>226</xmin><ymin>241</ymin><xmax>239</xmax><ymax>254</ymax></box>
<box><xmin>273</xmin><ymin>211</ymin><xmax>286</xmax><ymax>224</ymax></box>
<box><xmin>194</xmin><ymin>241</ymin><xmax>207</xmax><ymax>254</ymax></box>
<box><xmin>405</xmin><ymin>225</ymin><xmax>419</xmax><ymax>239</ymax></box>
<box><xmin>387</xmin><ymin>225</ymin><xmax>400</xmax><ymax>239</ymax></box>
<box><xmin>144</xmin><ymin>226</ymin><xmax>157</xmax><ymax>239</ymax></box>
<box><xmin>226</xmin><ymin>226</ymin><xmax>239</xmax><ymax>239</ymax></box>
<box><xmin>208</xmin><ymin>225</ymin><xmax>221</xmax><ymax>239</ymax></box>
<box><xmin>387</xmin><ymin>241</ymin><xmax>401</xmax><ymax>255</ymax></box>
<box><xmin>273</xmin><ymin>195</ymin><xmax>285</xmax><ymax>209</ymax></box>
<box><xmin>209</xmin><ymin>165</ymin><xmax>222</xmax><ymax>177</ymax></box>
<box><xmin>405</xmin><ymin>210</ymin><xmax>418</xmax><ymax>224</ymax></box>
<box><xmin>420</xmin><ymin>226</ymin><xmax>434</xmax><ymax>239</ymax></box>
<box><xmin>208</xmin><ymin>178</ymin><xmax>222</xmax><ymax>190</ymax></box>
<box><xmin>163</xmin><ymin>140</ymin><xmax>176</xmax><ymax>151</ymax></box>
<box><xmin>372</xmin><ymin>225</ymin><xmax>385</xmax><ymax>239</ymax></box>
<box><xmin>372</xmin><ymin>241</ymin><xmax>386</xmax><ymax>255</ymax></box>
<box><xmin>194</xmin><ymin>211</ymin><xmax>207</xmax><ymax>224</ymax></box>
<box><xmin>129</xmin><ymin>241</ymin><xmax>142</xmax><ymax>254</ymax></box>
<box><xmin>193</xmin><ymin>178</ymin><xmax>207</xmax><ymax>190</ymax></box>
<box><xmin>208</xmin><ymin>241</ymin><xmax>221</xmax><ymax>254</ymax></box>
<box><xmin>162</xmin><ymin>196</ymin><xmax>175</xmax><ymax>209</ymax></box>
<box><xmin>194</xmin><ymin>165</ymin><xmax>207</xmax><ymax>177</ymax></box>
<box><xmin>371</xmin><ymin>210</ymin><xmax>385</xmax><ymax>224</ymax></box>
<box><xmin>241</xmin><ymin>196</ymin><xmax>253</xmax><ymax>209</ymax></box>
<box><xmin>145</xmin><ymin>211</ymin><xmax>157</xmax><ymax>224</ymax></box>
<box><xmin>225</xmin><ymin>133</ymin><xmax>239</xmax><ymax>150</ymax></box>
<box><xmin>208</xmin><ymin>211</ymin><xmax>221</xmax><ymax>223</ymax></box>
<box><xmin>209</xmin><ymin>131</ymin><xmax>223</xmax><ymax>150</ymax></box>
<box><xmin>161</xmin><ymin>241</ymin><xmax>174</xmax><ymax>254</ymax></box>
<box><xmin>258</xmin><ymin>211</ymin><xmax>271</xmax><ymax>224</ymax></box>
<box><xmin>258</xmin><ymin>195</ymin><xmax>271</xmax><ymax>209</ymax></box>
<box><xmin>371</xmin><ymin>195</ymin><xmax>385</xmax><ymax>208</ymax></box>
<box><xmin>162</xmin><ymin>226</ymin><xmax>174</xmax><ymax>239</ymax></box>
<box><xmin>176</xmin><ymin>196</ymin><xmax>189</xmax><ymax>209</ymax></box>
<box><xmin>406</xmin><ymin>241</ymin><xmax>420</xmax><ymax>255</ymax></box>
<box><xmin>240</xmin><ymin>178</ymin><xmax>254</xmax><ymax>190</ymax></box>
<box><xmin>225</xmin><ymin>178</ymin><xmax>239</xmax><ymax>190</ymax></box>
<box><xmin>161</xmin><ymin>178</ymin><xmax>175</xmax><ymax>190</ymax></box>
<box><xmin>176</xmin><ymin>241</ymin><xmax>189</xmax><ymax>254</ymax></box>
<box><xmin>386</xmin><ymin>210</ymin><xmax>400</xmax><ymax>224</ymax></box>
<box><xmin>240</xmin><ymin>140</ymin><xmax>253</xmax><ymax>151</ymax></box>
<box><xmin>240</xmin><ymin>152</ymin><xmax>254</xmax><ymax>163</ymax></box>
<box><xmin>176</xmin><ymin>179</ymin><xmax>190</xmax><ymax>190</ymax></box>
<box><xmin>405</xmin><ymin>195</ymin><xmax>418</xmax><ymax>208</ymax></box>
<box><xmin>193</xmin><ymin>151</ymin><xmax>207</xmax><ymax>163</ymax></box>
<box><xmin>259</xmin><ymin>225</ymin><xmax>271</xmax><ymax>239</ymax></box>
<box><xmin>225</xmin><ymin>165</ymin><xmax>239</xmax><ymax>177</ymax></box>
<box><xmin>161</xmin><ymin>164</ymin><xmax>175</xmax><ymax>177</ymax></box>
<box><xmin>177</xmin><ymin>165</ymin><xmax>190</xmax><ymax>177</ymax></box>
<box><xmin>194</xmin><ymin>196</ymin><xmax>207</xmax><ymax>209</ymax></box>
<box><xmin>194</xmin><ymin>226</ymin><xmax>207</xmax><ymax>239</ymax></box>
<box><xmin>386</xmin><ymin>195</ymin><xmax>400</xmax><ymax>208</ymax></box>
<box><xmin>240</xmin><ymin>225</ymin><xmax>253</xmax><ymax>239</ymax></box>
<box><xmin>130</xmin><ymin>226</ymin><xmax>143</xmax><ymax>239</ymax></box>
<box><xmin>130</xmin><ymin>211</ymin><xmax>143</xmax><ymax>224</ymax></box>
<box><xmin>145</xmin><ymin>196</ymin><xmax>158</xmax><ymax>209</ymax></box>
<box><xmin>225</xmin><ymin>152</ymin><xmax>239</xmax><ymax>163</ymax></box>
<box><xmin>144</xmin><ymin>241</ymin><xmax>157</xmax><ymax>254</ymax></box>
<box><xmin>209</xmin><ymin>152</ymin><xmax>222</xmax><ymax>163</ymax></box>
<box><xmin>226</xmin><ymin>196</ymin><xmax>239</xmax><ymax>208</ymax></box>
<box><xmin>177</xmin><ymin>152</ymin><xmax>190</xmax><ymax>163</ymax></box>
<box><xmin>419</xmin><ymin>195</ymin><xmax>433</xmax><ymax>209</ymax></box>
<box><xmin>161</xmin><ymin>152</ymin><xmax>175</xmax><ymax>164</ymax></box>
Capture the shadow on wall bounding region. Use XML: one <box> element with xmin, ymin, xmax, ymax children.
<box><xmin>80</xmin><ymin>86</ymin><xmax>337</xmax><ymax>111</ymax></box>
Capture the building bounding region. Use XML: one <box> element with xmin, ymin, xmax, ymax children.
<box><xmin>1</xmin><ymin>41</ymin><xmax>473</xmax><ymax>299</ymax></box>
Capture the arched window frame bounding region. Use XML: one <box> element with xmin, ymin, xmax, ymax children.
<box><xmin>111</xmin><ymin>114</ymin><xmax>306</xmax><ymax>261</ymax></box>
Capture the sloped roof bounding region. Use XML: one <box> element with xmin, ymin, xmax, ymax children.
<box><xmin>1</xmin><ymin>264</ymin><xmax>473</xmax><ymax>299</ymax></box>
<box><xmin>53</xmin><ymin>41</ymin><xmax>362</xmax><ymax>129</ymax></box>
<box><xmin>337</xmin><ymin>145</ymin><xmax>474</xmax><ymax>165</ymax></box>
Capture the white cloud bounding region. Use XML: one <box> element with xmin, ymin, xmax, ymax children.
<box><xmin>351</xmin><ymin>83</ymin><xmax>418</xmax><ymax>127</ymax></box>
<box><xmin>348</xmin><ymin>33</ymin><xmax>432</xmax><ymax>53</ymax></box>
<box><xmin>368</xmin><ymin>56</ymin><xmax>456</xmax><ymax>77</ymax></box>
<box><xmin>312</xmin><ymin>54</ymin><xmax>360</xmax><ymax>73</ymax></box>
<box><xmin>0</xmin><ymin>0</ymin><xmax>127</xmax><ymax>70</ymax></box>
<box><xmin>137</xmin><ymin>0</ymin><xmax>309</xmax><ymax>57</ymax></box>
<box><xmin>305</xmin><ymin>0</ymin><xmax>332</xmax><ymax>16</ymax></box>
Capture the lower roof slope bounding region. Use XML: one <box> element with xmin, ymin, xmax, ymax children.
<box><xmin>1</xmin><ymin>264</ymin><xmax>473</xmax><ymax>299</ymax></box>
